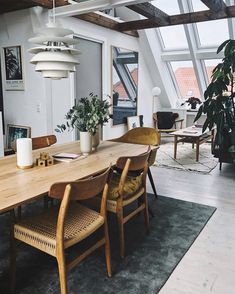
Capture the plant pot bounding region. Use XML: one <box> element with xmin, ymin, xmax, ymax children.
<box><xmin>79</xmin><ymin>131</ymin><xmax>92</xmax><ymax>155</ymax></box>
<box><xmin>228</xmin><ymin>132</ymin><xmax>235</xmax><ymax>161</ymax></box>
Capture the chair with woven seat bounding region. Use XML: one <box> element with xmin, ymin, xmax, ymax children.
<box><xmin>106</xmin><ymin>147</ymin><xmax>151</xmax><ymax>258</ymax></box>
<box><xmin>11</xmin><ymin>134</ymin><xmax>57</xmax><ymax>152</ymax></box>
<box><xmin>153</xmin><ymin>112</ymin><xmax>184</xmax><ymax>135</ymax></box>
<box><xmin>110</xmin><ymin>127</ymin><xmax>160</xmax><ymax>198</ymax></box>
<box><xmin>10</xmin><ymin>167</ymin><xmax>112</xmax><ymax>294</ymax></box>
<box><xmin>32</xmin><ymin>134</ymin><xmax>57</xmax><ymax>149</ymax></box>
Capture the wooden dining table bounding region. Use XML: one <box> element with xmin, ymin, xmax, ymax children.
<box><xmin>0</xmin><ymin>140</ymin><xmax>149</xmax><ymax>214</ymax></box>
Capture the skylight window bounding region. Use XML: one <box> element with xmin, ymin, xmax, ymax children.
<box><xmin>170</xmin><ymin>61</ymin><xmax>200</xmax><ymax>99</ymax></box>
<box><xmin>158</xmin><ymin>25</ymin><xmax>189</xmax><ymax>50</ymax></box>
<box><xmin>203</xmin><ymin>59</ymin><xmax>222</xmax><ymax>83</ymax></box>
<box><xmin>152</xmin><ymin>0</ymin><xmax>180</xmax><ymax>14</ymax></box>
<box><xmin>191</xmin><ymin>1</ymin><xmax>229</xmax><ymax>47</ymax></box>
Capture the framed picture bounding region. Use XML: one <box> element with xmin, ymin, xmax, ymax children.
<box><xmin>127</xmin><ymin>115</ymin><xmax>141</xmax><ymax>130</ymax></box>
<box><xmin>6</xmin><ymin>124</ymin><xmax>31</xmax><ymax>149</ymax></box>
<box><xmin>2</xmin><ymin>45</ymin><xmax>24</xmax><ymax>90</ymax></box>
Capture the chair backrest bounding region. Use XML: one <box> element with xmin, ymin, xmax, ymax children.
<box><xmin>116</xmin><ymin>147</ymin><xmax>151</xmax><ymax>172</ymax></box>
<box><xmin>154</xmin><ymin>112</ymin><xmax>179</xmax><ymax>130</ymax></box>
<box><xmin>114</xmin><ymin>148</ymin><xmax>151</xmax><ymax>199</ymax></box>
<box><xmin>111</xmin><ymin>127</ymin><xmax>160</xmax><ymax>146</ymax></box>
<box><xmin>32</xmin><ymin>134</ymin><xmax>57</xmax><ymax>150</ymax></box>
<box><xmin>49</xmin><ymin>166</ymin><xmax>111</xmax><ymax>201</ymax></box>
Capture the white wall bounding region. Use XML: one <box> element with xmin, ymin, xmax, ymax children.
<box><xmin>0</xmin><ymin>8</ymin><xmax>156</xmax><ymax>144</ymax></box>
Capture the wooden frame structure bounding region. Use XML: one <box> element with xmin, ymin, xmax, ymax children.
<box><xmin>1</xmin><ymin>1</ymin><xmax>235</xmax><ymax>37</ymax></box>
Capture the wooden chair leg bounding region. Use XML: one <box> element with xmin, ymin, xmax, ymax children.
<box><xmin>56</xmin><ymin>253</ymin><xmax>68</xmax><ymax>294</ymax></box>
<box><xmin>117</xmin><ymin>209</ymin><xmax>125</xmax><ymax>258</ymax></box>
<box><xmin>104</xmin><ymin>222</ymin><xmax>112</xmax><ymax>277</ymax></box>
<box><xmin>147</xmin><ymin>168</ymin><xmax>158</xmax><ymax>198</ymax></box>
<box><xmin>143</xmin><ymin>192</ymin><xmax>150</xmax><ymax>233</ymax></box>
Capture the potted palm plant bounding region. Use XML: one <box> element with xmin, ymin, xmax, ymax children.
<box><xmin>195</xmin><ymin>39</ymin><xmax>235</xmax><ymax>163</ymax></box>
<box><xmin>56</xmin><ymin>93</ymin><xmax>111</xmax><ymax>154</ymax></box>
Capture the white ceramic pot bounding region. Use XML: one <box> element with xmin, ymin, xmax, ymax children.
<box><xmin>79</xmin><ymin>131</ymin><xmax>92</xmax><ymax>155</ymax></box>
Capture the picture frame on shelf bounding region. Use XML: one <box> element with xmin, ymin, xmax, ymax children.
<box><xmin>127</xmin><ymin>115</ymin><xmax>142</xmax><ymax>130</ymax></box>
<box><xmin>6</xmin><ymin>124</ymin><xmax>31</xmax><ymax>149</ymax></box>
<box><xmin>2</xmin><ymin>45</ymin><xmax>24</xmax><ymax>91</ymax></box>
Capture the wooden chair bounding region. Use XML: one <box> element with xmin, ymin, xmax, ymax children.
<box><xmin>110</xmin><ymin>127</ymin><xmax>160</xmax><ymax>198</ymax></box>
<box><xmin>11</xmin><ymin>134</ymin><xmax>57</xmax><ymax>152</ymax></box>
<box><xmin>153</xmin><ymin>112</ymin><xmax>184</xmax><ymax>136</ymax></box>
<box><xmin>32</xmin><ymin>134</ymin><xmax>57</xmax><ymax>150</ymax></box>
<box><xmin>106</xmin><ymin>148</ymin><xmax>151</xmax><ymax>258</ymax></box>
<box><xmin>10</xmin><ymin>167</ymin><xmax>112</xmax><ymax>294</ymax></box>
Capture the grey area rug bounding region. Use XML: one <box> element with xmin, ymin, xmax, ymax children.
<box><xmin>155</xmin><ymin>142</ymin><xmax>218</xmax><ymax>173</ymax></box>
<box><xmin>0</xmin><ymin>195</ymin><xmax>216</xmax><ymax>294</ymax></box>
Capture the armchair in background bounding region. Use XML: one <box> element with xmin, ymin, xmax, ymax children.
<box><xmin>153</xmin><ymin>112</ymin><xmax>184</xmax><ymax>135</ymax></box>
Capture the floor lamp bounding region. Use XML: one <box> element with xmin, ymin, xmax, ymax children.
<box><xmin>152</xmin><ymin>87</ymin><xmax>161</xmax><ymax>114</ymax></box>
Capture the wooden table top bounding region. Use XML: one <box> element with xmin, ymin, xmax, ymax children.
<box><xmin>0</xmin><ymin>140</ymin><xmax>148</xmax><ymax>213</ymax></box>
<box><xmin>170</xmin><ymin>126</ymin><xmax>213</xmax><ymax>138</ymax></box>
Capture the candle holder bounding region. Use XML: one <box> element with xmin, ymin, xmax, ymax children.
<box><xmin>16</xmin><ymin>138</ymin><xmax>33</xmax><ymax>169</ymax></box>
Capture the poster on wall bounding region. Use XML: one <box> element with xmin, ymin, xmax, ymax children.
<box><xmin>2</xmin><ymin>45</ymin><xmax>24</xmax><ymax>90</ymax></box>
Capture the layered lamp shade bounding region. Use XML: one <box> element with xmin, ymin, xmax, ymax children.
<box><xmin>28</xmin><ymin>25</ymin><xmax>80</xmax><ymax>79</ymax></box>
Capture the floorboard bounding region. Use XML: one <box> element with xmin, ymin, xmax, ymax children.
<box><xmin>147</xmin><ymin>162</ymin><xmax>235</xmax><ymax>294</ymax></box>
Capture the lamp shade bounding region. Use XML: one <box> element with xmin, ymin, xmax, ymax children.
<box><xmin>152</xmin><ymin>87</ymin><xmax>161</xmax><ymax>97</ymax></box>
<box><xmin>28</xmin><ymin>24</ymin><xmax>81</xmax><ymax>80</ymax></box>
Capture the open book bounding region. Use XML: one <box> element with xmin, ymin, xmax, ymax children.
<box><xmin>52</xmin><ymin>153</ymin><xmax>83</xmax><ymax>163</ymax></box>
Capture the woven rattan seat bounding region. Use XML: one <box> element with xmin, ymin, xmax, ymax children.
<box><xmin>14</xmin><ymin>204</ymin><xmax>104</xmax><ymax>256</ymax></box>
<box><xmin>10</xmin><ymin>167</ymin><xmax>112</xmax><ymax>294</ymax></box>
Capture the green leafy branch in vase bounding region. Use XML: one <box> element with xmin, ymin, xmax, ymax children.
<box><xmin>55</xmin><ymin>93</ymin><xmax>111</xmax><ymax>135</ymax></box>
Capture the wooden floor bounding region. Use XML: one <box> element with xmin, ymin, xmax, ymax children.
<box><xmin>147</xmin><ymin>162</ymin><xmax>235</xmax><ymax>294</ymax></box>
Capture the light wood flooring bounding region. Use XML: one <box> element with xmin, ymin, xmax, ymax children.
<box><xmin>147</xmin><ymin>162</ymin><xmax>235</xmax><ymax>294</ymax></box>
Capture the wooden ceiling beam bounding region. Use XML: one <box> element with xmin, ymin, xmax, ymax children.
<box><xmin>76</xmin><ymin>12</ymin><xmax>139</xmax><ymax>37</ymax></box>
<box><xmin>23</xmin><ymin>0</ymin><xmax>68</xmax><ymax>9</ymax></box>
<box><xmin>127</xmin><ymin>2</ymin><xmax>169</xmax><ymax>25</ymax></box>
<box><xmin>118</xmin><ymin>5</ymin><xmax>235</xmax><ymax>31</ymax></box>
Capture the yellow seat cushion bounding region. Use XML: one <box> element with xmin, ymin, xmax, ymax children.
<box><xmin>107</xmin><ymin>172</ymin><xmax>142</xmax><ymax>200</ymax></box>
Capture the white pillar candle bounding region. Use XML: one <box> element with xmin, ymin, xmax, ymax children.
<box><xmin>16</xmin><ymin>138</ymin><xmax>33</xmax><ymax>169</ymax></box>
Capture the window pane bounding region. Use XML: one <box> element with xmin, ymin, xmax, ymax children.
<box><xmin>159</xmin><ymin>25</ymin><xmax>188</xmax><ymax>49</ymax></box>
<box><xmin>170</xmin><ymin>61</ymin><xmax>200</xmax><ymax>99</ymax></box>
<box><xmin>190</xmin><ymin>0</ymin><xmax>210</xmax><ymax>11</ymax></box>
<box><xmin>204</xmin><ymin>59</ymin><xmax>222</xmax><ymax>83</ymax></box>
<box><xmin>192</xmin><ymin>1</ymin><xmax>229</xmax><ymax>46</ymax></box>
<box><xmin>152</xmin><ymin>0</ymin><xmax>180</xmax><ymax>14</ymax></box>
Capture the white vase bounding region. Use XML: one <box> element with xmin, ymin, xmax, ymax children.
<box><xmin>79</xmin><ymin>131</ymin><xmax>92</xmax><ymax>155</ymax></box>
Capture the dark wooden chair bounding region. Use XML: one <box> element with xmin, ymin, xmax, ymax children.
<box><xmin>106</xmin><ymin>148</ymin><xmax>151</xmax><ymax>258</ymax></box>
<box><xmin>10</xmin><ymin>167</ymin><xmax>112</xmax><ymax>294</ymax></box>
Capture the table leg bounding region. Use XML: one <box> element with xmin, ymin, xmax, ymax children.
<box><xmin>196</xmin><ymin>138</ymin><xmax>200</xmax><ymax>162</ymax></box>
<box><xmin>174</xmin><ymin>136</ymin><xmax>177</xmax><ymax>159</ymax></box>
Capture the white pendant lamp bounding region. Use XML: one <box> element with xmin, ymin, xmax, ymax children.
<box><xmin>28</xmin><ymin>1</ymin><xmax>80</xmax><ymax>80</ymax></box>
